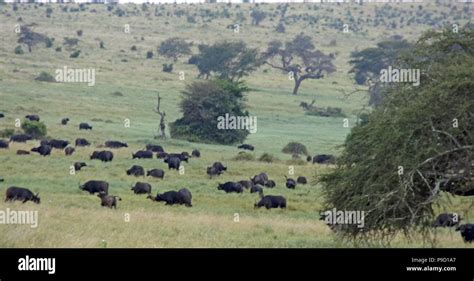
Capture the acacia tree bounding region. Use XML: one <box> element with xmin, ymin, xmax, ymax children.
<box><xmin>262</xmin><ymin>34</ymin><xmax>336</xmax><ymax>95</ymax></box>
<box><xmin>158</xmin><ymin>37</ymin><xmax>192</xmax><ymax>62</ymax></box>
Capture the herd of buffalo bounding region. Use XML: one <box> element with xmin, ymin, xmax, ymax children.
<box><xmin>1</xmin><ymin>114</ymin><xmax>473</xmax><ymax>243</ymax></box>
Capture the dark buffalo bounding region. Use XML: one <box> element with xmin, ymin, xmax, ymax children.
<box><xmin>285</xmin><ymin>176</ymin><xmax>296</xmax><ymax>189</ymax></box>
<box><xmin>206</xmin><ymin>166</ymin><xmax>222</xmax><ymax>178</ymax></box>
<box><xmin>212</xmin><ymin>162</ymin><xmax>227</xmax><ymax>172</ymax></box>
<box><xmin>148</xmin><ymin>188</ymin><xmax>192</xmax><ymax>207</ymax></box>
<box><xmin>0</xmin><ymin>140</ymin><xmax>9</xmax><ymax>149</ymax></box>
<box><xmin>5</xmin><ymin>186</ymin><xmax>40</xmax><ymax>204</ymax></box>
<box><xmin>192</xmin><ymin>149</ymin><xmax>200</xmax><ymax>158</ymax></box>
<box><xmin>433</xmin><ymin>213</ymin><xmax>461</xmax><ymax>227</ymax></box>
<box><xmin>74</xmin><ymin>162</ymin><xmax>87</xmax><ymax>171</ymax></box>
<box><xmin>238</xmin><ymin>144</ymin><xmax>254</xmax><ymax>151</ymax></box>
<box><xmin>147</xmin><ymin>169</ymin><xmax>165</xmax><ymax>179</ymax></box>
<box><xmin>97</xmin><ymin>192</ymin><xmax>121</xmax><ymax>209</ymax></box>
<box><xmin>31</xmin><ymin>145</ymin><xmax>52</xmax><ymax>157</ymax></box>
<box><xmin>16</xmin><ymin>150</ymin><xmax>30</xmax><ymax>155</ymax></box>
<box><xmin>126</xmin><ymin>165</ymin><xmax>145</xmax><ymax>177</ymax></box>
<box><xmin>132</xmin><ymin>150</ymin><xmax>153</xmax><ymax>159</ymax></box>
<box><xmin>167</xmin><ymin>153</ymin><xmax>188</xmax><ymax>163</ymax></box>
<box><xmin>131</xmin><ymin>182</ymin><xmax>152</xmax><ymax>194</ymax></box>
<box><xmin>65</xmin><ymin>147</ymin><xmax>75</xmax><ymax>156</ymax></box>
<box><xmin>217</xmin><ymin>182</ymin><xmax>243</xmax><ymax>193</ymax></box>
<box><xmin>0</xmin><ymin>113</ymin><xmax>4</xmax><ymax>118</ymax></box>
<box><xmin>90</xmin><ymin>151</ymin><xmax>114</xmax><ymax>162</ymax></box>
<box><xmin>25</xmin><ymin>115</ymin><xmax>40</xmax><ymax>122</ymax></box>
<box><xmin>264</xmin><ymin>180</ymin><xmax>276</xmax><ymax>188</ymax></box>
<box><xmin>79</xmin><ymin>123</ymin><xmax>93</xmax><ymax>130</ymax></box>
<box><xmin>255</xmin><ymin>195</ymin><xmax>286</xmax><ymax>209</ymax></box>
<box><xmin>313</xmin><ymin>154</ymin><xmax>335</xmax><ymax>164</ymax></box>
<box><xmin>455</xmin><ymin>224</ymin><xmax>474</xmax><ymax>243</ymax></box>
<box><xmin>146</xmin><ymin>144</ymin><xmax>164</xmax><ymax>152</ymax></box>
<box><xmin>105</xmin><ymin>141</ymin><xmax>128</xmax><ymax>148</ymax></box>
<box><xmin>49</xmin><ymin>139</ymin><xmax>70</xmax><ymax>149</ymax></box>
<box><xmin>297</xmin><ymin>176</ymin><xmax>307</xmax><ymax>185</ymax></box>
<box><xmin>10</xmin><ymin>134</ymin><xmax>32</xmax><ymax>143</ymax></box>
<box><xmin>75</xmin><ymin>138</ymin><xmax>91</xmax><ymax>147</ymax></box>
<box><xmin>238</xmin><ymin>180</ymin><xmax>254</xmax><ymax>189</ymax></box>
<box><xmin>251</xmin><ymin>173</ymin><xmax>268</xmax><ymax>186</ymax></box>
<box><xmin>250</xmin><ymin>185</ymin><xmax>263</xmax><ymax>194</ymax></box>
<box><xmin>164</xmin><ymin>156</ymin><xmax>181</xmax><ymax>170</ymax></box>
<box><xmin>61</xmin><ymin>118</ymin><xmax>70</xmax><ymax>125</ymax></box>
<box><xmin>156</xmin><ymin>152</ymin><xmax>168</xmax><ymax>159</ymax></box>
<box><xmin>80</xmin><ymin>180</ymin><xmax>109</xmax><ymax>195</ymax></box>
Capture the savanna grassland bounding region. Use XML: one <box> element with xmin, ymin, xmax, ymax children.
<box><xmin>0</xmin><ymin>1</ymin><xmax>472</xmax><ymax>247</ymax></box>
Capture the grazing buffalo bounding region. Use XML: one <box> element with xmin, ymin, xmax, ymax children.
<box><xmin>0</xmin><ymin>140</ymin><xmax>9</xmax><ymax>149</ymax></box>
<box><xmin>156</xmin><ymin>152</ymin><xmax>168</xmax><ymax>159</ymax></box>
<box><xmin>297</xmin><ymin>176</ymin><xmax>307</xmax><ymax>185</ymax></box>
<box><xmin>164</xmin><ymin>156</ymin><xmax>181</xmax><ymax>170</ymax></box>
<box><xmin>455</xmin><ymin>224</ymin><xmax>474</xmax><ymax>243</ymax></box>
<box><xmin>250</xmin><ymin>185</ymin><xmax>263</xmax><ymax>194</ymax></box>
<box><xmin>238</xmin><ymin>144</ymin><xmax>254</xmax><ymax>151</ymax></box>
<box><xmin>90</xmin><ymin>151</ymin><xmax>114</xmax><ymax>162</ymax></box>
<box><xmin>264</xmin><ymin>180</ymin><xmax>276</xmax><ymax>188</ymax></box>
<box><xmin>31</xmin><ymin>145</ymin><xmax>52</xmax><ymax>157</ymax></box>
<box><xmin>238</xmin><ymin>180</ymin><xmax>254</xmax><ymax>189</ymax></box>
<box><xmin>433</xmin><ymin>213</ymin><xmax>461</xmax><ymax>227</ymax></box>
<box><xmin>131</xmin><ymin>182</ymin><xmax>152</xmax><ymax>195</ymax></box>
<box><xmin>146</xmin><ymin>144</ymin><xmax>164</xmax><ymax>153</ymax></box>
<box><xmin>25</xmin><ymin>115</ymin><xmax>40</xmax><ymax>122</ymax></box>
<box><xmin>105</xmin><ymin>141</ymin><xmax>128</xmax><ymax>148</ymax></box>
<box><xmin>5</xmin><ymin>187</ymin><xmax>40</xmax><ymax>204</ymax></box>
<box><xmin>16</xmin><ymin>150</ymin><xmax>30</xmax><ymax>155</ymax></box>
<box><xmin>148</xmin><ymin>188</ymin><xmax>192</xmax><ymax>207</ymax></box>
<box><xmin>49</xmin><ymin>139</ymin><xmax>70</xmax><ymax>149</ymax></box>
<box><xmin>255</xmin><ymin>195</ymin><xmax>286</xmax><ymax>209</ymax></box>
<box><xmin>217</xmin><ymin>182</ymin><xmax>243</xmax><ymax>193</ymax></box>
<box><xmin>132</xmin><ymin>150</ymin><xmax>153</xmax><ymax>159</ymax></box>
<box><xmin>0</xmin><ymin>113</ymin><xmax>4</xmax><ymax>118</ymax></box>
<box><xmin>79</xmin><ymin>180</ymin><xmax>109</xmax><ymax>195</ymax></box>
<box><xmin>167</xmin><ymin>153</ymin><xmax>188</xmax><ymax>163</ymax></box>
<box><xmin>126</xmin><ymin>165</ymin><xmax>145</xmax><ymax>177</ymax></box>
<box><xmin>313</xmin><ymin>154</ymin><xmax>335</xmax><ymax>164</ymax></box>
<box><xmin>206</xmin><ymin>166</ymin><xmax>222</xmax><ymax>178</ymax></box>
<box><xmin>79</xmin><ymin>123</ymin><xmax>93</xmax><ymax>130</ymax></box>
<box><xmin>212</xmin><ymin>162</ymin><xmax>227</xmax><ymax>172</ymax></box>
<box><xmin>65</xmin><ymin>147</ymin><xmax>75</xmax><ymax>156</ymax></box>
<box><xmin>61</xmin><ymin>118</ymin><xmax>70</xmax><ymax>125</ymax></box>
<box><xmin>97</xmin><ymin>192</ymin><xmax>121</xmax><ymax>209</ymax></box>
<box><xmin>10</xmin><ymin>134</ymin><xmax>32</xmax><ymax>143</ymax></box>
<box><xmin>251</xmin><ymin>173</ymin><xmax>268</xmax><ymax>186</ymax></box>
<box><xmin>147</xmin><ymin>169</ymin><xmax>165</xmax><ymax>179</ymax></box>
<box><xmin>285</xmin><ymin>176</ymin><xmax>296</xmax><ymax>189</ymax></box>
<box><xmin>192</xmin><ymin>149</ymin><xmax>200</xmax><ymax>158</ymax></box>
<box><xmin>74</xmin><ymin>162</ymin><xmax>87</xmax><ymax>171</ymax></box>
<box><xmin>75</xmin><ymin>138</ymin><xmax>91</xmax><ymax>147</ymax></box>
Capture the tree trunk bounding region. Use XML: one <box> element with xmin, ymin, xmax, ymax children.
<box><xmin>292</xmin><ymin>78</ymin><xmax>303</xmax><ymax>95</ymax></box>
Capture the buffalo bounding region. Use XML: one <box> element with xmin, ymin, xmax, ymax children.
<box><xmin>90</xmin><ymin>151</ymin><xmax>114</xmax><ymax>162</ymax></box>
<box><xmin>146</xmin><ymin>144</ymin><xmax>164</xmax><ymax>152</ymax></box>
<box><xmin>65</xmin><ymin>147</ymin><xmax>75</xmax><ymax>156</ymax></box>
<box><xmin>238</xmin><ymin>144</ymin><xmax>254</xmax><ymax>151</ymax></box>
<box><xmin>49</xmin><ymin>139</ymin><xmax>70</xmax><ymax>149</ymax></box>
<box><xmin>167</xmin><ymin>153</ymin><xmax>188</xmax><ymax>163</ymax></box>
<box><xmin>156</xmin><ymin>152</ymin><xmax>168</xmax><ymax>159</ymax></box>
<box><xmin>5</xmin><ymin>187</ymin><xmax>40</xmax><ymax>204</ymax></box>
<box><xmin>212</xmin><ymin>162</ymin><xmax>227</xmax><ymax>172</ymax></box>
<box><xmin>217</xmin><ymin>182</ymin><xmax>243</xmax><ymax>193</ymax></box>
<box><xmin>455</xmin><ymin>224</ymin><xmax>474</xmax><ymax>243</ymax></box>
<box><xmin>126</xmin><ymin>165</ymin><xmax>145</xmax><ymax>177</ymax></box>
<box><xmin>31</xmin><ymin>145</ymin><xmax>52</xmax><ymax>156</ymax></box>
<box><xmin>79</xmin><ymin>180</ymin><xmax>109</xmax><ymax>195</ymax></box>
<box><xmin>74</xmin><ymin>162</ymin><xmax>87</xmax><ymax>171</ymax></box>
<box><xmin>164</xmin><ymin>156</ymin><xmax>181</xmax><ymax>170</ymax></box>
<box><xmin>313</xmin><ymin>154</ymin><xmax>335</xmax><ymax>164</ymax></box>
<box><xmin>206</xmin><ymin>166</ymin><xmax>222</xmax><ymax>178</ymax></box>
<box><xmin>433</xmin><ymin>213</ymin><xmax>461</xmax><ymax>227</ymax></box>
<box><xmin>75</xmin><ymin>138</ymin><xmax>91</xmax><ymax>147</ymax></box>
<box><xmin>25</xmin><ymin>114</ymin><xmax>40</xmax><ymax>122</ymax></box>
<box><xmin>0</xmin><ymin>140</ymin><xmax>9</xmax><ymax>149</ymax></box>
<box><xmin>192</xmin><ymin>149</ymin><xmax>200</xmax><ymax>158</ymax></box>
<box><xmin>251</xmin><ymin>173</ymin><xmax>268</xmax><ymax>186</ymax></box>
<box><xmin>79</xmin><ymin>123</ymin><xmax>93</xmax><ymax>130</ymax></box>
<box><xmin>105</xmin><ymin>141</ymin><xmax>128</xmax><ymax>148</ymax></box>
<box><xmin>297</xmin><ymin>176</ymin><xmax>307</xmax><ymax>185</ymax></box>
<box><xmin>148</xmin><ymin>188</ymin><xmax>192</xmax><ymax>207</ymax></box>
<box><xmin>131</xmin><ymin>182</ymin><xmax>152</xmax><ymax>195</ymax></box>
<box><xmin>255</xmin><ymin>195</ymin><xmax>286</xmax><ymax>209</ymax></box>
<box><xmin>10</xmin><ymin>134</ymin><xmax>32</xmax><ymax>143</ymax></box>
<box><xmin>250</xmin><ymin>185</ymin><xmax>263</xmax><ymax>194</ymax></box>
<box><xmin>16</xmin><ymin>150</ymin><xmax>30</xmax><ymax>155</ymax></box>
<box><xmin>0</xmin><ymin>113</ymin><xmax>4</xmax><ymax>118</ymax></box>
<box><xmin>132</xmin><ymin>150</ymin><xmax>153</xmax><ymax>159</ymax></box>
<box><xmin>97</xmin><ymin>192</ymin><xmax>121</xmax><ymax>209</ymax></box>
<box><xmin>285</xmin><ymin>176</ymin><xmax>296</xmax><ymax>189</ymax></box>
<box><xmin>61</xmin><ymin>118</ymin><xmax>70</xmax><ymax>125</ymax></box>
<box><xmin>147</xmin><ymin>169</ymin><xmax>165</xmax><ymax>179</ymax></box>
<box><xmin>264</xmin><ymin>180</ymin><xmax>276</xmax><ymax>188</ymax></box>
<box><xmin>238</xmin><ymin>180</ymin><xmax>254</xmax><ymax>189</ymax></box>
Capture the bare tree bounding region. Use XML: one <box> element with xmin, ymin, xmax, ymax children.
<box><xmin>154</xmin><ymin>94</ymin><xmax>166</xmax><ymax>139</ymax></box>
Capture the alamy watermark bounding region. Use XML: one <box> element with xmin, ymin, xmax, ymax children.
<box><xmin>55</xmin><ymin>66</ymin><xmax>95</xmax><ymax>86</ymax></box>
<box><xmin>0</xmin><ymin>208</ymin><xmax>38</xmax><ymax>228</ymax></box>
<box><xmin>322</xmin><ymin>208</ymin><xmax>365</xmax><ymax>228</ymax></box>
<box><xmin>380</xmin><ymin>66</ymin><xmax>420</xmax><ymax>87</ymax></box>
<box><xmin>217</xmin><ymin>113</ymin><xmax>257</xmax><ymax>134</ymax></box>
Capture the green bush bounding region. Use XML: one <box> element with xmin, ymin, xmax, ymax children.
<box><xmin>282</xmin><ymin>142</ymin><xmax>308</xmax><ymax>156</ymax></box>
<box><xmin>0</xmin><ymin>128</ymin><xmax>15</xmax><ymax>138</ymax></box>
<box><xmin>233</xmin><ymin>152</ymin><xmax>255</xmax><ymax>161</ymax></box>
<box><xmin>259</xmin><ymin>153</ymin><xmax>278</xmax><ymax>163</ymax></box>
<box><xmin>21</xmin><ymin>120</ymin><xmax>47</xmax><ymax>138</ymax></box>
<box><xmin>70</xmin><ymin>50</ymin><xmax>81</xmax><ymax>58</ymax></box>
<box><xmin>35</xmin><ymin>71</ymin><xmax>55</xmax><ymax>82</ymax></box>
<box><xmin>14</xmin><ymin>45</ymin><xmax>24</xmax><ymax>55</ymax></box>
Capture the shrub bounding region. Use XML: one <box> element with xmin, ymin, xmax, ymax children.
<box><xmin>162</xmin><ymin>63</ymin><xmax>173</xmax><ymax>73</ymax></box>
<box><xmin>146</xmin><ymin>51</ymin><xmax>153</xmax><ymax>59</ymax></box>
<box><xmin>21</xmin><ymin>120</ymin><xmax>47</xmax><ymax>138</ymax></box>
<box><xmin>233</xmin><ymin>152</ymin><xmax>255</xmax><ymax>161</ymax></box>
<box><xmin>35</xmin><ymin>71</ymin><xmax>55</xmax><ymax>82</ymax></box>
<box><xmin>111</xmin><ymin>91</ymin><xmax>123</xmax><ymax>97</ymax></box>
<box><xmin>282</xmin><ymin>142</ymin><xmax>308</xmax><ymax>156</ymax></box>
<box><xmin>76</xmin><ymin>30</ymin><xmax>83</xmax><ymax>36</ymax></box>
<box><xmin>70</xmin><ymin>50</ymin><xmax>81</xmax><ymax>58</ymax></box>
<box><xmin>45</xmin><ymin>37</ymin><xmax>54</xmax><ymax>48</ymax></box>
<box><xmin>259</xmin><ymin>153</ymin><xmax>278</xmax><ymax>163</ymax></box>
<box><xmin>130</xmin><ymin>45</ymin><xmax>137</xmax><ymax>51</ymax></box>
<box><xmin>0</xmin><ymin>128</ymin><xmax>15</xmax><ymax>138</ymax></box>
<box><xmin>14</xmin><ymin>45</ymin><xmax>24</xmax><ymax>55</ymax></box>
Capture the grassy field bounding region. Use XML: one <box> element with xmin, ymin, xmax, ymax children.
<box><xmin>0</xmin><ymin>1</ymin><xmax>472</xmax><ymax>247</ymax></box>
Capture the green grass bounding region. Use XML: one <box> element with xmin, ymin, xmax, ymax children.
<box><xmin>0</xmin><ymin>2</ymin><xmax>472</xmax><ymax>248</ymax></box>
